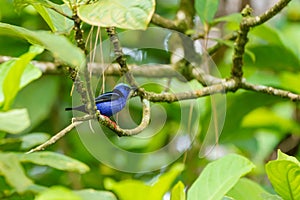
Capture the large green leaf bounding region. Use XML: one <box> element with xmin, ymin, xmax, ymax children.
<box><xmin>33</xmin><ymin>4</ymin><xmax>73</xmax><ymax>33</ymax></box>
<box><xmin>0</xmin><ymin>138</ymin><xmax>22</xmax><ymax>151</ymax></box>
<box><xmin>277</xmin><ymin>149</ymin><xmax>300</xmax><ymax>164</ymax></box>
<box><xmin>242</xmin><ymin>107</ymin><xmax>300</xmax><ymax>133</ymax></box>
<box><xmin>280</xmin><ymin>23</ymin><xmax>300</xmax><ymax>58</ymax></box>
<box><xmin>246</xmin><ymin>24</ymin><xmax>300</xmax><ymax>73</ymax></box>
<box><xmin>249</xmin><ymin>24</ymin><xmax>284</xmax><ymax>46</ymax></box>
<box><xmin>195</xmin><ymin>0</ymin><xmax>220</xmax><ymax>24</ymax></box>
<box><xmin>0</xmin><ymin>109</ymin><xmax>30</xmax><ymax>134</ymax></box>
<box><xmin>244</xmin><ymin>45</ymin><xmax>299</xmax><ymax>72</ymax></box>
<box><xmin>78</xmin><ymin>0</ymin><xmax>155</xmax><ymax>30</ymax></box>
<box><xmin>0</xmin><ymin>153</ymin><xmax>33</xmax><ymax>193</ymax></box>
<box><xmin>0</xmin><ymin>22</ymin><xmax>85</xmax><ymax>67</ymax></box>
<box><xmin>104</xmin><ymin>178</ymin><xmax>151</xmax><ymax>200</ymax></box>
<box><xmin>14</xmin><ymin>0</ymin><xmax>73</xmax><ymax>33</ymax></box>
<box><xmin>20</xmin><ymin>132</ymin><xmax>50</xmax><ymax>150</ymax></box>
<box><xmin>226</xmin><ymin>178</ymin><xmax>270</xmax><ymax>200</ymax></box>
<box><xmin>75</xmin><ymin>189</ymin><xmax>117</xmax><ymax>200</ymax></box>
<box><xmin>266</xmin><ymin>150</ymin><xmax>300</xmax><ymax>200</ymax></box>
<box><xmin>104</xmin><ymin>163</ymin><xmax>184</xmax><ymax>200</ymax></box>
<box><xmin>203</xmin><ymin>92</ymin><xmax>281</xmax><ymax>143</ymax></box>
<box><xmin>1</xmin><ymin>45</ymin><xmax>43</xmax><ymax>110</ymax></box>
<box><xmin>0</xmin><ymin>59</ymin><xmax>41</xmax><ymax>107</ymax></box>
<box><xmin>279</xmin><ymin>72</ymin><xmax>300</xmax><ymax>93</ymax></box>
<box><xmin>13</xmin><ymin>76</ymin><xmax>60</xmax><ymax>131</ymax></box>
<box><xmin>261</xmin><ymin>193</ymin><xmax>283</xmax><ymax>200</ymax></box>
<box><xmin>35</xmin><ymin>186</ymin><xmax>82</xmax><ymax>200</ymax></box>
<box><xmin>187</xmin><ymin>154</ymin><xmax>255</xmax><ymax>200</ymax></box>
<box><xmin>17</xmin><ymin>151</ymin><xmax>90</xmax><ymax>174</ymax></box>
<box><xmin>35</xmin><ymin>187</ymin><xmax>118</xmax><ymax>200</ymax></box>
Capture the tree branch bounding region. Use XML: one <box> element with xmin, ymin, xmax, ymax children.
<box><xmin>27</xmin><ymin>98</ymin><xmax>151</xmax><ymax>152</ymax></box>
<box><xmin>231</xmin><ymin>0</ymin><xmax>292</xmax><ymax>82</ymax></box>
<box><xmin>151</xmin><ymin>14</ymin><xmax>184</xmax><ymax>32</ymax></box>
<box><xmin>106</xmin><ymin>27</ymin><xmax>139</xmax><ymax>88</ymax></box>
<box><xmin>96</xmin><ymin>98</ymin><xmax>151</xmax><ymax>136</ymax></box>
<box><xmin>26</xmin><ymin>120</ymin><xmax>84</xmax><ymax>154</ymax></box>
<box><xmin>144</xmin><ymin>79</ymin><xmax>236</xmax><ymax>102</ymax></box>
<box><xmin>241</xmin><ymin>81</ymin><xmax>300</xmax><ymax>102</ymax></box>
<box><xmin>244</xmin><ymin>0</ymin><xmax>292</xmax><ymax>27</ymax></box>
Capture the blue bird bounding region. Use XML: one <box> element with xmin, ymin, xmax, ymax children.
<box><xmin>65</xmin><ymin>83</ymin><xmax>134</xmax><ymax>117</ymax></box>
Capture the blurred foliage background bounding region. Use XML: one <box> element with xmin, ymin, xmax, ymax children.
<box><xmin>0</xmin><ymin>0</ymin><xmax>300</xmax><ymax>199</ymax></box>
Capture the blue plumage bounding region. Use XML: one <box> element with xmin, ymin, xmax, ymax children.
<box><xmin>65</xmin><ymin>83</ymin><xmax>133</xmax><ymax>117</ymax></box>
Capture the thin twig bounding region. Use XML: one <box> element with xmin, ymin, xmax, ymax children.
<box><xmin>26</xmin><ymin>121</ymin><xmax>83</xmax><ymax>154</ymax></box>
<box><xmin>207</xmin><ymin>32</ymin><xmax>238</xmax><ymax>55</ymax></box>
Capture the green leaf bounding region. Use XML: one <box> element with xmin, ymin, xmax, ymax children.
<box><xmin>244</xmin><ymin>45</ymin><xmax>300</xmax><ymax>72</ymax></box>
<box><xmin>0</xmin><ymin>109</ymin><xmax>30</xmax><ymax>134</ymax></box>
<box><xmin>226</xmin><ymin>178</ymin><xmax>270</xmax><ymax>200</ymax></box>
<box><xmin>17</xmin><ymin>151</ymin><xmax>90</xmax><ymax>174</ymax></box>
<box><xmin>104</xmin><ymin>178</ymin><xmax>151</xmax><ymax>200</ymax></box>
<box><xmin>14</xmin><ymin>0</ymin><xmax>60</xmax><ymax>12</ymax></box>
<box><xmin>0</xmin><ymin>137</ymin><xmax>22</xmax><ymax>151</ymax></box>
<box><xmin>280</xmin><ymin>72</ymin><xmax>300</xmax><ymax>93</ymax></box>
<box><xmin>280</xmin><ymin>23</ymin><xmax>300</xmax><ymax>57</ymax></box>
<box><xmin>0</xmin><ymin>60</ymin><xmax>42</xmax><ymax>106</ymax></box>
<box><xmin>213</xmin><ymin>39</ymin><xmax>256</xmax><ymax>62</ymax></box>
<box><xmin>153</xmin><ymin>163</ymin><xmax>185</xmax><ymax>196</ymax></box>
<box><xmin>242</xmin><ymin>107</ymin><xmax>300</xmax><ymax>133</ymax></box>
<box><xmin>14</xmin><ymin>0</ymin><xmax>73</xmax><ymax>33</ymax></box>
<box><xmin>0</xmin><ymin>22</ymin><xmax>85</xmax><ymax>67</ymax></box>
<box><xmin>187</xmin><ymin>154</ymin><xmax>255</xmax><ymax>200</ymax></box>
<box><xmin>33</xmin><ymin>4</ymin><xmax>73</xmax><ymax>33</ymax></box>
<box><xmin>266</xmin><ymin>159</ymin><xmax>300</xmax><ymax>200</ymax></box>
<box><xmin>35</xmin><ymin>186</ymin><xmax>82</xmax><ymax>200</ymax></box>
<box><xmin>20</xmin><ymin>132</ymin><xmax>50</xmax><ymax>150</ymax></box>
<box><xmin>213</xmin><ymin>13</ymin><xmax>242</xmax><ymax>25</ymax></box>
<box><xmin>249</xmin><ymin>24</ymin><xmax>284</xmax><ymax>46</ymax></box>
<box><xmin>171</xmin><ymin>181</ymin><xmax>186</xmax><ymax>200</ymax></box>
<box><xmin>1</xmin><ymin>45</ymin><xmax>43</xmax><ymax>110</ymax></box>
<box><xmin>277</xmin><ymin>149</ymin><xmax>300</xmax><ymax>165</ymax></box>
<box><xmin>261</xmin><ymin>193</ymin><xmax>283</xmax><ymax>200</ymax></box>
<box><xmin>214</xmin><ymin>92</ymin><xmax>281</xmax><ymax>142</ymax></box>
<box><xmin>195</xmin><ymin>0</ymin><xmax>220</xmax><ymax>24</ymax></box>
<box><xmin>0</xmin><ymin>153</ymin><xmax>33</xmax><ymax>193</ymax></box>
<box><xmin>12</xmin><ymin>76</ymin><xmax>60</xmax><ymax>131</ymax></box>
<box><xmin>75</xmin><ymin>189</ymin><xmax>117</xmax><ymax>200</ymax></box>
<box><xmin>104</xmin><ymin>163</ymin><xmax>184</xmax><ymax>200</ymax></box>
<box><xmin>78</xmin><ymin>0</ymin><xmax>155</xmax><ymax>30</ymax></box>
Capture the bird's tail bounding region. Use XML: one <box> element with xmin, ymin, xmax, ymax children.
<box><xmin>65</xmin><ymin>105</ymin><xmax>86</xmax><ymax>113</ymax></box>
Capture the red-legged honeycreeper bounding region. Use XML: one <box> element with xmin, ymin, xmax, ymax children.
<box><xmin>65</xmin><ymin>83</ymin><xmax>135</xmax><ymax>117</ymax></box>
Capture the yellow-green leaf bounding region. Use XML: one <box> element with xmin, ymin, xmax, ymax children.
<box><xmin>78</xmin><ymin>0</ymin><xmax>155</xmax><ymax>30</ymax></box>
<box><xmin>0</xmin><ymin>109</ymin><xmax>30</xmax><ymax>134</ymax></box>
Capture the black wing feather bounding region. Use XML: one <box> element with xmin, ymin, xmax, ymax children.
<box><xmin>94</xmin><ymin>92</ymin><xmax>121</xmax><ymax>103</ymax></box>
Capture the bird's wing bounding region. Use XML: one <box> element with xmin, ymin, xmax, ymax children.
<box><xmin>95</xmin><ymin>92</ymin><xmax>121</xmax><ymax>103</ymax></box>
